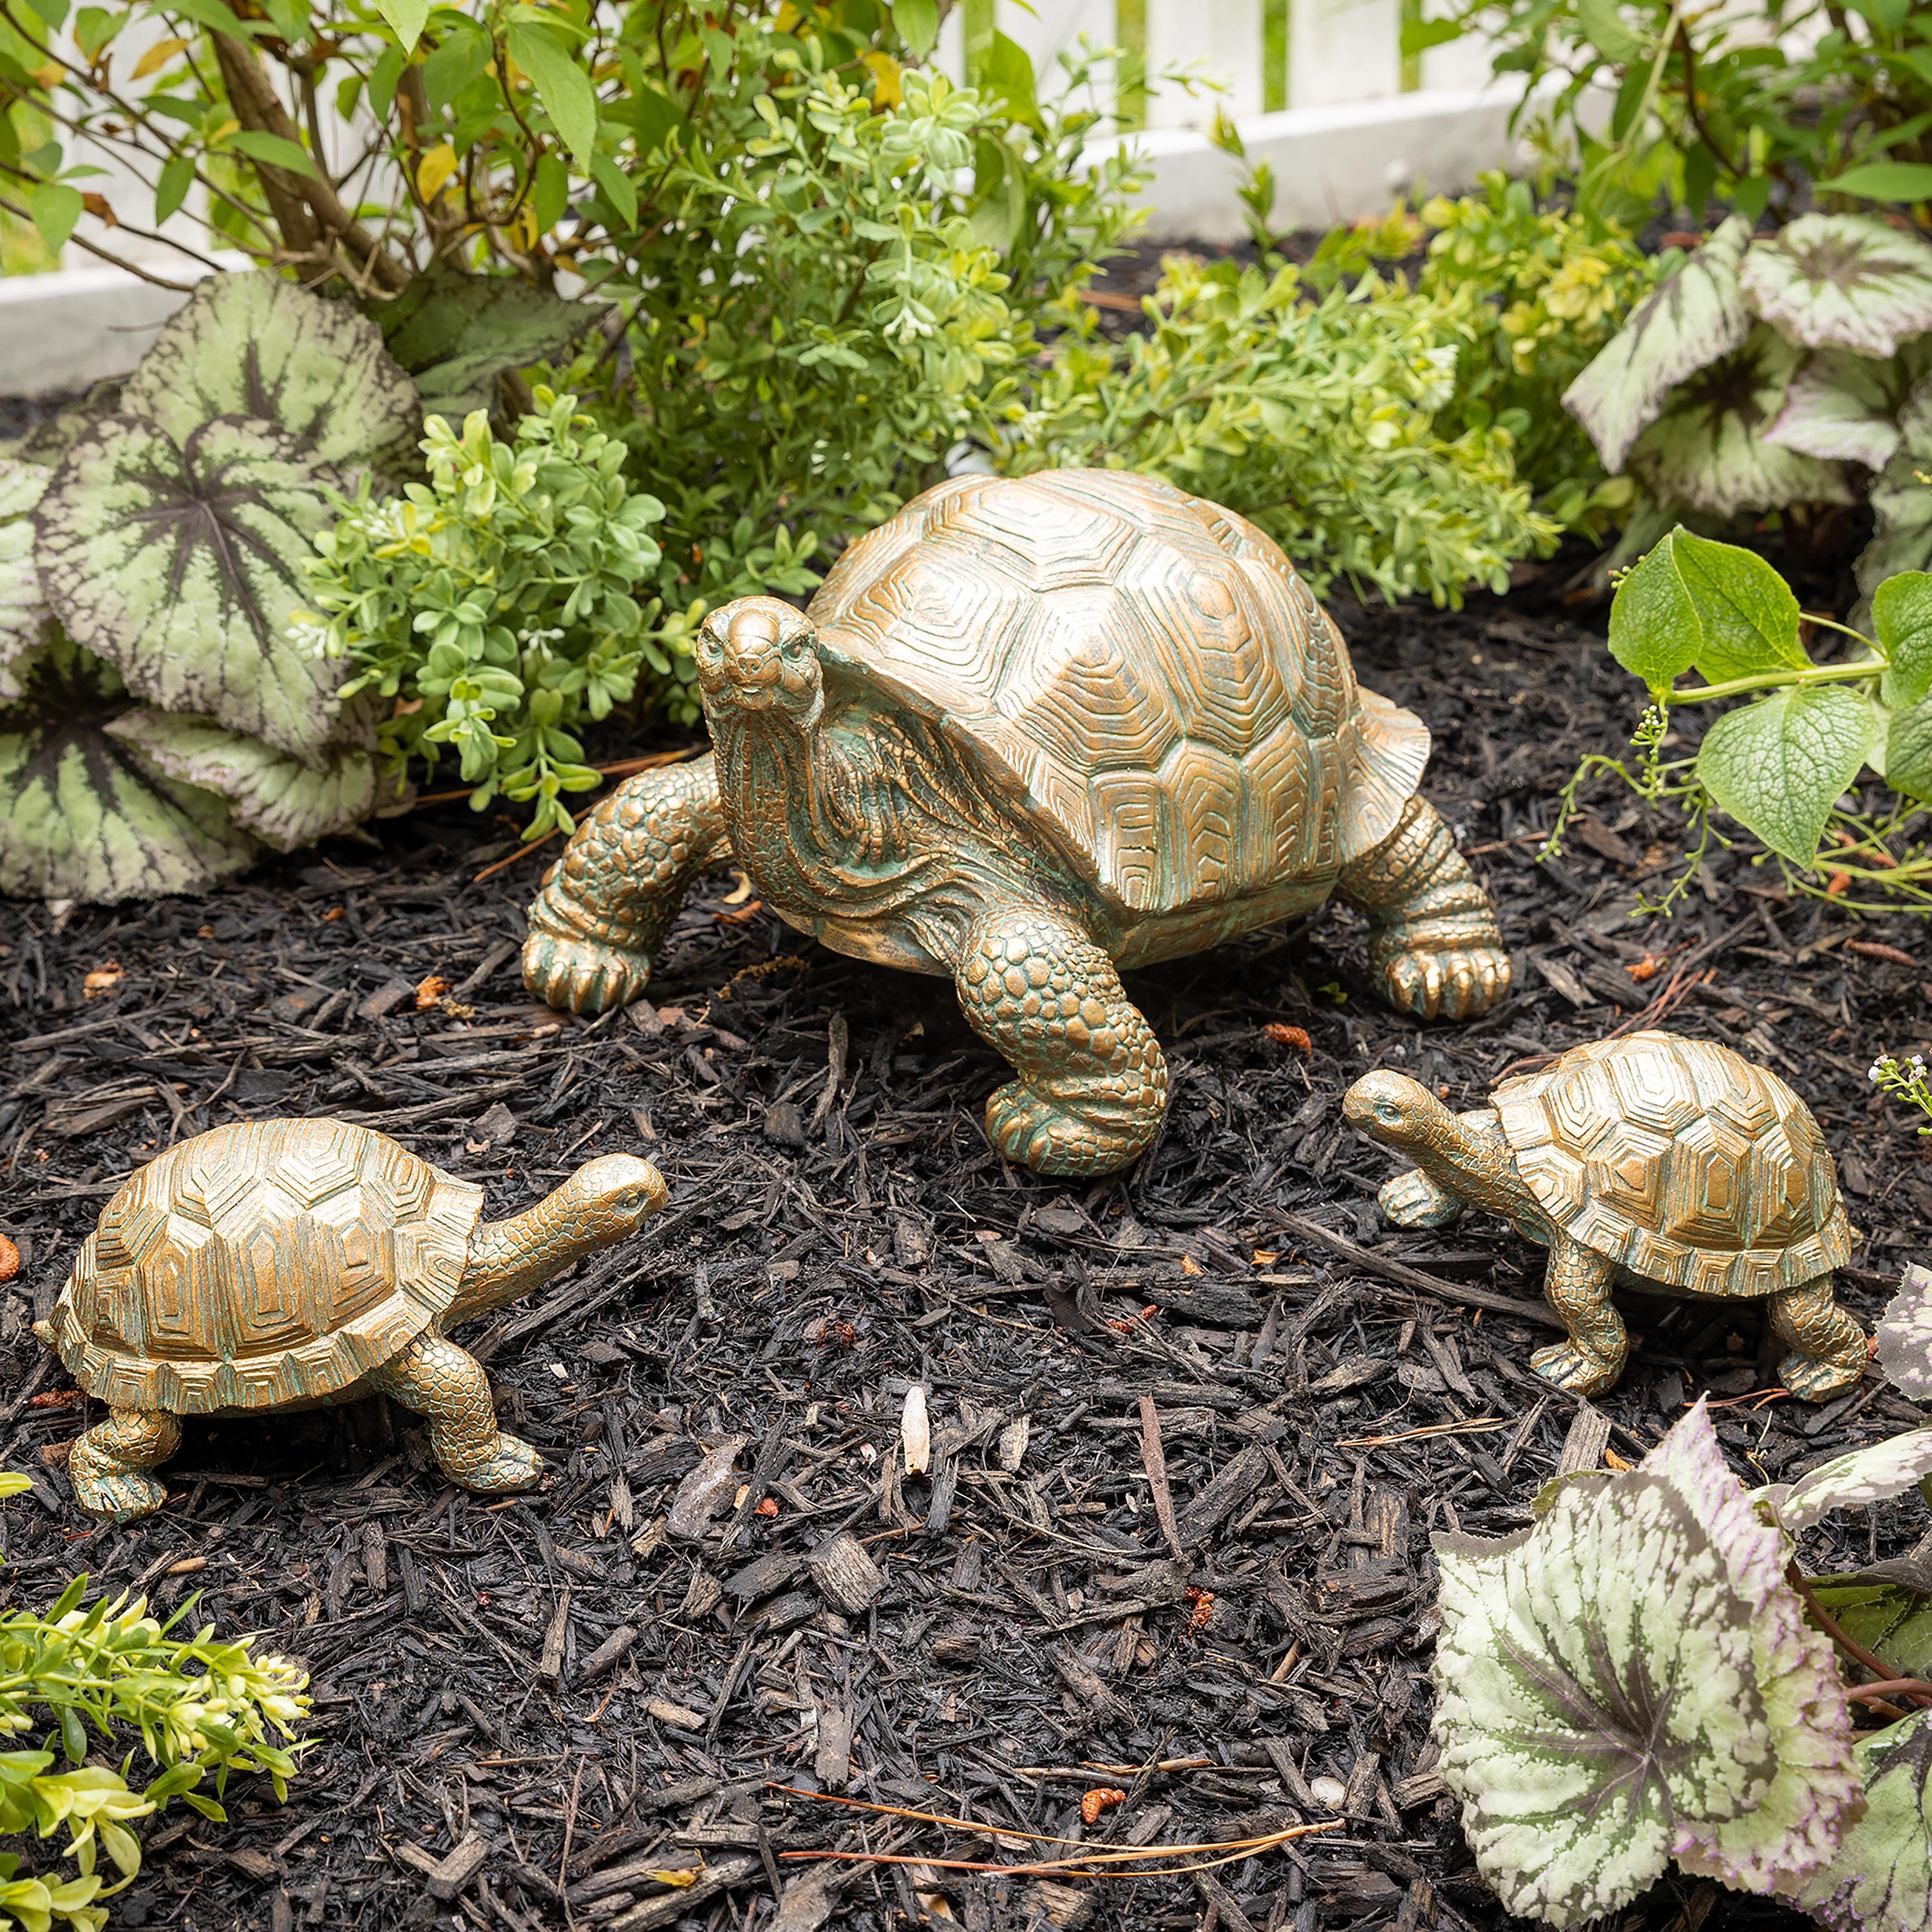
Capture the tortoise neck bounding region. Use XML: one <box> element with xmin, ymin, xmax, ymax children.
<box><xmin>1404</xmin><ymin>1106</ymin><xmax>1549</xmax><ymax>1239</ymax></box>
<box><xmin>444</xmin><ymin>1177</ymin><xmax>618</xmax><ymax>1326</ymax></box>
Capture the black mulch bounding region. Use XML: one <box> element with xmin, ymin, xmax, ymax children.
<box><xmin>2</xmin><ymin>579</ymin><xmax>1928</xmax><ymax>1932</ymax></box>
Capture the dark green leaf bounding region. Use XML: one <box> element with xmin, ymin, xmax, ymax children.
<box><xmin>224</xmin><ymin>129</ymin><xmax>317</xmax><ymax>180</ymax></box>
<box><xmin>506</xmin><ymin>21</ymin><xmax>598</xmax><ymax>167</ymax></box>
<box><xmin>1609</xmin><ymin>527</ymin><xmax>1804</xmax><ymax>692</ymax></box>
<box><xmin>155</xmin><ymin>153</ymin><xmax>194</xmax><ymax>225</ymax></box>
<box><xmin>422</xmin><ymin>21</ymin><xmax>491</xmax><ymax>110</ymax></box>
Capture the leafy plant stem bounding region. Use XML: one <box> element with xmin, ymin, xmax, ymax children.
<box><xmin>1788</xmin><ymin>1560</ymin><xmax>1932</xmax><ymax>1705</ymax></box>
<box><xmin>1669</xmin><ymin>657</ymin><xmax>1888</xmax><ymax>705</ymax></box>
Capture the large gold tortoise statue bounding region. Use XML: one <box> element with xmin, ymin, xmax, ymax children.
<box><xmin>37</xmin><ymin>1119</ymin><xmax>666</xmax><ymax>1521</ymax></box>
<box><xmin>525</xmin><ymin>469</ymin><xmax>1511</xmax><ymax>1175</ymax></box>
<box><xmin>1344</xmin><ymin>1030</ymin><xmax>1867</xmax><ymax>1401</ymax></box>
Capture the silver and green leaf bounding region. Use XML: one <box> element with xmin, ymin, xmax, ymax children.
<box><xmin>1740</xmin><ymin>215</ymin><xmax>1932</xmax><ymax>361</ymax></box>
<box><xmin>35</xmin><ymin>417</ymin><xmax>351</xmax><ymax>762</ymax></box>
<box><xmin>1799</xmin><ymin>1709</ymin><xmax>1932</xmax><ymax>1932</ymax></box>
<box><xmin>1432</xmin><ymin>1399</ymin><xmax>1859</xmax><ymax>1927</ymax></box>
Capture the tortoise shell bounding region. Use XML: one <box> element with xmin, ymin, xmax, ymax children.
<box><xmin>42</xmin><ymin>1119</ymin><xmax>482</xmax><ymax>1414</ymax></box>
<box><xmin>807</xmin><ymin>469</ymin><xmax>1429</xmax><ymax>924</ymax></box>
<box><xmin>1493</xmin><ymin>1031</ymin><xmax>1852</xmax><ymax>1296</ymax></box>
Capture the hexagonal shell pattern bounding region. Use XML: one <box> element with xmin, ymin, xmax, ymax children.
<box><xmin>806</xmin><ymin>469</ymin><xmax>1430</xmax><ymax>927</ymax></box>
<box><xmin>1493</xmin><ymin>1031</ymin><xmax>1851</xmax><ymax>1294</ymax></box>
<box><xmin>42</xmin><ymin>1120</ymin><xmax>483</xmax><ymax>1413</ymax></box>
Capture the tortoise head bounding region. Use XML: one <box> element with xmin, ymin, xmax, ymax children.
<box><xmin>565</xmin><ymin>1153</ymin><xmax>669</xmax><ymax>1231</ymax></box>
<box><xmin>696</xmin><ymin>597</ymin><xmax>824</xmax><ymax>731</ymax></box>
<box><xmin>1341</xmin><ymin>1069</ymin><xmax>1443</xmax><ymax>1150</ymax></box>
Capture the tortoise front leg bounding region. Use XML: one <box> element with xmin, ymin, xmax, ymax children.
<box><xmin>1333</xmin><ymin>796</ymin><xmax>1511</xmax><ymax>1021</ymax></box>
<box><xmin>523</xmin><ymin>753</ymin><xmax>732</xmax><ymax>1015</ymax></box>
<box><xmin>1530</xmin><ymin>1237</ymin><xmax>1627</xmax><ymax>1395</ymax></box>
<box><xmin>1768</xmin><ymin>1278</ymin><xmax>1867</xmax><ymax>1402</ymax></box>
<box><xmin>68</xmin><ymin>1407</ymin><xmax>182</xmax><ymax>1523</ymax></box>
<box><xmin>369</xmin><ymin>1335</ymin><xmax>542</xmax><ymax>1495</ymax></box>
<box><xmin>955</xmin><ymin>902</ymin><xmax>1169</xmax><ymax>1177</ymax></box>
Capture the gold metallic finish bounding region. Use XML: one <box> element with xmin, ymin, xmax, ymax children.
<box><xmin>1344</xmin><ymin>1030</ymin><xmax>1866</xmax><ymax>1401</ymax></box>
<box><xmin>37</xmin><ymin>1121</ymin><xmax>667</xmax><ymax>1522</ymax></box>
<box><xmin>525</xmin><ymin>469</ymin><xmax>1511</xmax><ymax>1176</ymax></box>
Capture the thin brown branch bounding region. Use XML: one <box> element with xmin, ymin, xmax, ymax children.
<box><xmin>0</xmin><ymin>193</ymin><xmax>198</xmax><ymax>289</ymax></box>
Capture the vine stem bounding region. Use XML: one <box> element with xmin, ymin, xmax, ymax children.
<box><xmin>1788</xmin><ymin>1562</ymin><xmax>1932</xmax><ymax>1707</ymax></box>
<box><xmin>1670</xmin><ymin>656</ymin><xmax>1888</xmax><ymax>705</ymax></box>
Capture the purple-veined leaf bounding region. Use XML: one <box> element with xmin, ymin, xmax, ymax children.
<box><xmin>1432</xmin><ymin>1401</ymin><xmax>1858</xmax><ymax>1927</ymax></box>
<box><xmin>1799</xmin><ymin>1708</ymin><xmax>1932</xmax><ymax>1932</ymax></box>
<box><xmin>1564</xmin><ymin>215</ymin><xmax>1752</xmax><ymax>473</ymax></box>
<box><xmin>1743</xmin><ymin>215</ymin><xmax>1932</xmax><ymax>359</ymax></box>
<box><xmin>0</xmin><ymin>636</ymin><xmax>253</xmax><ymax>902</ymax></box>
<box><xmin>1879</xmin><ymin>1264</ymin><xmax>1932</xmax><ymax>1402</ymax></box>
<box><xmin>119</xmin><ymin>272</ymin><xmax>419</xmax><ymax>472</ymax></box>
<box><xmin>34</xmin><ymin>415</ymin><xmax>349</xmax><ymax>762</ymax></box>
<box><xmin>1764</xmin><ymin>1430</ymin><xmax>1932</xmax><ymax>1534</ymax></box>
<box><xmin>1627</xmin><ymin>325</ymin><xmax>1852</xmax><ymax>518</ymax></box>
<box><xmin>0</xmin><ymin>460</ymin><xmax>52</xmax><ymax>700</ymax></box>
<box><xmin>1762</xmin><ymin>345</ymin><xmax>1932</xmax><ymax>468</ymax></box>
<box><xmin>105</xmin><ymin>708</ymin><xmax>374</xmax><ymax>851</ymax></box>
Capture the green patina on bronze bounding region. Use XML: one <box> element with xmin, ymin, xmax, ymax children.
<box><xmin>524</xmin><ymin>469</ymin><xmax>1513</xmax><ymax>1176</ymax></box>
<box><xmin>1345</xmin><ymin>1030</ymin><xmax>1868</xmax><ymax>1401</ymax></box>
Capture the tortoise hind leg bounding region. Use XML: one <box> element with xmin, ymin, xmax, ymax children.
<box><xmin>1334</xmin><ymin>797</ymin><xmax>1511</xmax><ymax>1021</ymax></box>
<box><xmin>1530</xmin><ymin>1237</ymin><xmax>1627</xmax><ymax>1396</ymax></box>
<box><xmin>955</xmin><ymin>902</ymin><xmax>1169</xmax><ymax>1177</ymax></box>
<box><xmin>68</xmin><ymin>1408</ymin><xmax>182</xmax><ymax>1523</ymax></box>
<box><xmin>370</xmin><ymin>1335</ymin><xmax>542</xmax><ymax>1494</ymax></box>
<box><xmin>523</xmin><ymin>753</ymin><xmax>732</xmax><ymax>1016</ymax></box>
<box><xmin>1768</xmin><ymin>1279</ymin><xmax>1867</xmax><ymax>1402</ymax></box>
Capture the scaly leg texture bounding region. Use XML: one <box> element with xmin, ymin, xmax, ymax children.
<box><xmin>1334</xmin><ymin>795</ymin><xmax>1511</xmax><ymax>1020</ymax></box>
<box><xmin>68</xmin><ymin>1408</ymin><xmax>181</xmax><ymax>1523</ymax></box>
<box><xmin>1768</xmin><ymin>1278</ymin><xmax>1867</xmax><ymax>1401</ymax></box>
<box><xmin>1530</xmin><ymin>1238</ymin><xmax>1626</xmax><ymax>1395</ymax></box>
<box><xmin>1379</xmin><ymin>1170</ymin><xmax>1464</xmax><ymax>1229</ymax></box>
<box><xmin>955</xmin><ymin>904</ymin><xmax>1168</xmax><ymax>1177</ymax></box>
<box><xmin>370</xmin><ymin>1334</ymin><xmax>542</xmax><ymax>1493</ymax></box>
<box><xmin>523</xmin><ymin>753</ymin><xmax>732</xmax><ymax>1014</ymax></box>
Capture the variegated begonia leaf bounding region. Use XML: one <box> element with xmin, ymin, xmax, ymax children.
<box><xmin>1762</xmin><ymin>345</ymin><xmax>1932</xmax><ymax>468</ymax></box>
<box><xmin>1626</xmin><ymin>325</ymin><xmax>1853</xmax><ymax>518</ymax></box>
<box><xmin>1879</xmin><ymin>1264</ymin><xmax>1932</xmax><ymax>1401</ymax></box>
<box><xmin>120</xmin><ymin>272</ymin><xmax>421</xmax><ymax>473</ymax></box>
<box><xmin>1799</xmin><ymin>1709</ymin><xmax>1932</xmax><ymax>1932</ymax></box>
<box><xmin>1432</xmin><ymin>1399</ymin><xmax>1859</xmax><ymax>1929</ymax></box>
<box><xmin>0</xmin><ymin>459</ymin><xmax>52</xmax><ymax>701</ymax></box>
<box><xmin>1760</xmin><ymin>1431</ymin><xmax>1932</xmax><ymax>1533</ymax></box>
<box><xmin>8</xmin><ymin>377</ymin><xmax>124</xmax><ymax>467</ymax></box>
<box><xmin>104</xmin><ymin>708</ymin><xmax>375</xmax><ymax>853</ymax></box>
<box><xmin>34</xmin><ymin>415</ymin><xmax>349</xmax><ymax>763</ymax></box>
<box><xmin>1741</xmin><ymin>214</ymin><xmax>1932</xmax><ymax>360</ymax></box>
<box><xmin>366</xmin><ymin>265</ymin><xmax>602</xmax><ymax>422</ymax></box>
<box><xmin>1564</xmin><ymin>214</ymin><xmax>1753</xmax><ymax>474</ymax></box>
<box><xmin>0</xmin><ymin>636</ymin><xmax>254</xmax><ymax>902</ymax></box>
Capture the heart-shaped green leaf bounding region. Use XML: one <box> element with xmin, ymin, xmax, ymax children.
<box><xmin>1877</xmin><ymin>573</ymin><xmax>1932</xmax><ymax>708</ymax></box>
<box><xmin>1695</xmin><ymin>685</ymin><xmax>1878</xmax><ymax>862</ymax></box>
<box><xmin>1609</xmin><ymin>527</ymin><xmax>1805</xmax><ymax>693</ymax></box>
<box><xmin>34</xmin><ymin>415</ymin><xmax>349</xmax><ymax>762</ymax></box>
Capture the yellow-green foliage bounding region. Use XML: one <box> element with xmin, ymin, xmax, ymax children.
<box><xmin>0</xmin><ymin>1479</ymin><xmax>308</xmax><ymax>1932</ymax></box>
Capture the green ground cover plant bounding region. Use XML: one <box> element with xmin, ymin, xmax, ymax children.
<box><xmin>1548</xmin><ymin>524</ymin><xmax>1932</xmax><ymax>911</ymax></box>
<box><xmin>0</xmin><ymin>1474</ymin><xmax>308</xmax><ymax>1932</ymax></box>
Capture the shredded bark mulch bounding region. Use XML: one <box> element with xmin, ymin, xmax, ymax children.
<box><xmin>1</xmin><ymin>576</ymin><xmax>1926</xmax><ymax>1932</ymax></box>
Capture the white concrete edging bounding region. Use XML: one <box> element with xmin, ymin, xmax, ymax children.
<box><xmin>0</xmin><ymin>86</ymin><xmax>1531</xmax><ymax>398</ymax></box>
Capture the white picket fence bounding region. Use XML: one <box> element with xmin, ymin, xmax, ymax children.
<box><xmin>937</xmin><ymin>0</ymin><xmax>1501</xmax><ymax>128</ymax></box>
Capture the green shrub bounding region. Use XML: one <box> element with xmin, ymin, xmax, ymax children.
<box><xmin>300</xmin><ymin>391</ymin><xmax>676</xmax><ymax>841</ymax></box>
<box><xmin>0</xmin><ymin>1476</ymin><xmax>308</xmax><ymax>1932</ymax></box>
<box><xmin>1549</xmin><ymin>524</ymin><xmax>1932</xmax><ymax>911</ymax></box>
<box><xmin>990</xmin><ymin>250</ymin><xmax>1563</xmax><ymax>609</ymax></box>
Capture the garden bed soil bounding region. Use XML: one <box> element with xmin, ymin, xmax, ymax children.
<box><xmin>1</xmin><ymin>575</ymin><xmax>1927</xmax><ymax>1932</ymax></box>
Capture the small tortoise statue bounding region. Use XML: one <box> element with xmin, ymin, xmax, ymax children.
<box><xmin>35</xmin><ymin>1119</ymin><xmax>667</xmax><ymax>1521</ymax></box>
<box><xmin>524</xmin><ymin>469</ymin><xmax>1511</xmax><ymax>1176</ymax></box>
<box><xmin>1343</xmin><ymin>1030</ymin><xmax>1866</xmax><ymax>1400</ymax></box>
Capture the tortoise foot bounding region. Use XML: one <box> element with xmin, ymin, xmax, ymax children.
<box><xmin>1379</xmin><ymin>1169</ymin><xmax>1463</xmax><ymax>1229</ymax></box>
<box><xmin>1529</xmin><ymin>1340</ymin><xmax>1622</xmax><ymax>1397</ymax></box>
<box><xmin>1375</xmin><ymin>943</ymin><xmax>1513</xmax><ymax>1023</ymax></box>
<box><xmin>68</xmin><ymin>1463</ymin><xmax>169</xmax><ymax>1524</ymax></box>
<box><xmin>984</xmin><ymin>1082</ymin><xmax>1157</xmax><ymax>1177</ymax></box>
<box><xmin>1777</xmin><ymin>1351</ymin><xmax>1864</xmax><ymax>1403</ymax></box>
<box><xmin>443</xmin><ymin>1432</ymin><xmax>544</xmax><ymax>1495</ymax></box>
<box><xmin>522</xmin><ymin>928</ymin><xmax>652</xmax><ymax>1017</ymax></box>
<box><xmin>68</xmin><ymin>1410</ymin><xmax>180</xmax><ymax>1523</ymax></box>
